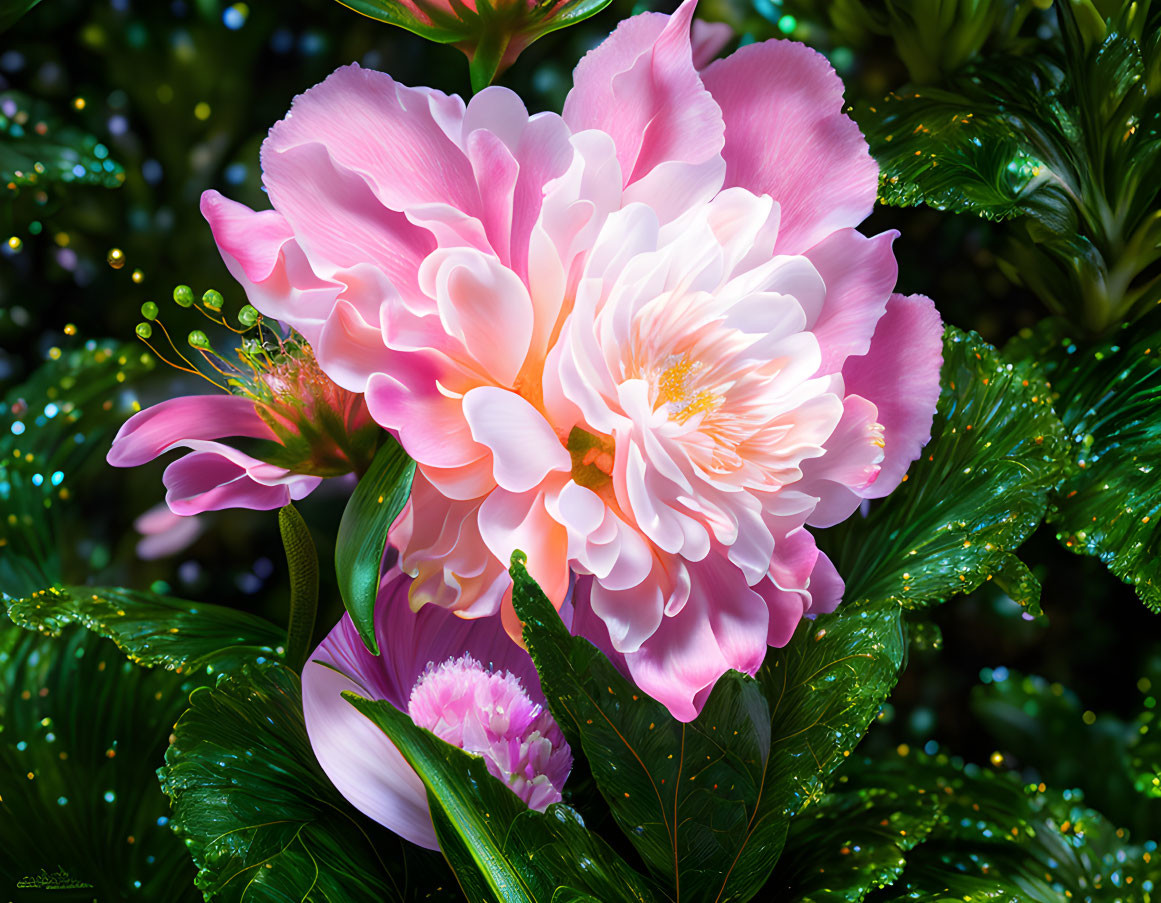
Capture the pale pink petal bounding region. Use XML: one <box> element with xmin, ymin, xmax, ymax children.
<box><xmin>134</xmin><ymin>504</ymin><xmax>205</xmax><ymax>559</ymax></box>
<box><xmin>691</xmin><ymin>19</ymin><xmax>734</xmax><ymax>69</ymax></box>
<box><xmin>616</xmin><ymin>553</ymin><xmax>769</xmax><ymax>722</ymax></box>
<box><xmin>315</xmin><ymin>299</ymin><xmax>391</xmax><ymax>394</ymax></box>
<box><xmin>462</xmin><ymin>387</ymin><xmax>571</xmax><ymax>493</ymax></box>
<box><xmin>201</xmin><ymin>190</ymin><xmax>343</xmax><ymax>343</ymax></box>
<box><xmin>563</xmin><ymin>0</ymin><xmax>724</xmax><ymax>201</ymax></box>
<box><xmin>701</xmin><ymin>39</ymin><xmax>878</xmax><ymax>254</ymax></box>
<box><xmin>365</xmin><ymin>369</ymin><xmax>488</xmax><ymax>471</ymax></box>
<box><xmin>264</xmin><ymin>64</ymin><xmax>478</xmax><ymax>218</ymax></box>
<box><xmin>804</xmin><ymin>549</ymin><xmax>844</xmax><ymax>615</ymax></box>
<box><xmin>806</xmin><ymin>228</ymin><xmax>899</xmax><ymax>372</ymax></box>
<box><xmin>800</xmin><ymin>394</ymin><xmax>885</xmax><ymax>528</ymax></box>
<box><xmin>302</xmin><ymin>653</ymin><xmax>436</xmax><ymax>849</ymax></box>
<box><xmin>303</xmin><ymin>567</ymin><xmax>551</xmax><ymax>848</ymax></box>
<box><xmin>478</xmin><ymin>485</ymin><xmax>571</xmax><ymax>612</ymax></box>
<box><xmin>841</xmin><ymin>293</ymin><xmax>943</xmax><ymax>498</ymax></box>
<box><xmin>107</xmin><ymin>395</ymin><xmax>275</xmax><ymax>468</ymax></box>
<box><xmin>161</xmin><ymin>440</ymin><xmax>321</xmax><ymax>515</ymax></box>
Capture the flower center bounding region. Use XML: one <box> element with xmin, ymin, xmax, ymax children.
<box><xmin>566</xmin><ymin>426</ymin><xmax>616</xmax><ymax>491</ymax></box>
<box><xmin>406</xmin><ymin>654</ymin><xmax>571</xmax><ymax>811</ymax></box>
<box><xmin>654</xmin><ymin>355</ymin><xmax>722</xmax><ymax>424</ymax></box>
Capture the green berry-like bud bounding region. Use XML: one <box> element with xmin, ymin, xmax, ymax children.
<box><xmin>202</xmin><ymin>289</ymin><xmax>224</xmax><ymax>311</ymax></box>
<box><xmin>187</xmin><ymin>329</ymin><xmax>211</xmax><ymax>350</ymax></box>
<box><xmin>238</xmin><ymin>305</ymin><xmax>260</xmax><ymax>327</ymax></box>
<box><xmin>173</xmin><ymin>284</ymin><xmax>194</xmax><ymax>307</ymax></box>
<box><xmin>140</xmin><ymin>301</ymin><xmax>159</xmax><ymax>320</ymax></box>
<box><xmin>135</xmin><ymin>322</ymin><xmax>153</xmax><ymax>339</ymax></box>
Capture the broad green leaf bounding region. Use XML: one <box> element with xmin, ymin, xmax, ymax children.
<box><xmin>820</xmin><ymin>328</ymin><xmax>1068</xmax><ymax>613</ymax></box>
<box><xmin>510</xmin><ymin>558</ymin><xmax>907</xmax><ymax>903</ymax></box>
<box><xmin>0</xmin><ymin>623</ymin><xmax>199</xmax><ymax>898</ymax></box>
<box><xmin>5</xmin><ymin>584</ymin><xmax>284</xmax><ymax>675</ymax></box>
<box><xmin>770</xmin><ymin>757</ymin><xmax>945</xmax><ymax>901</ymax></box>
<box><xmin>159</xmin><ymin>661</ymin><xmax>454</xmax><ymax>902</ymax></box>
<box><xmin>345</xmin><ymin>692</ymin><xmax>659</xmax><ymax>903</ymax></box>
<box><xmin>0</xmin><ymin>91</ymin><xmax>125</xmax><ymax>191</ymax></box>
<box><xmin>0</xmin><ymin>342</ymin><xmax>155</xmax><ymax>596</ymax></box>
<box><xmin>1012</xmin><ymin>315</ymin><xmax>1161</xmax><ymax>612</ymax></box>
<box><xmin>335</xmin><ymin>436</ymin><xmax>414</xmax><ymax>654</ymax></box>
<box><xmin>858</xmin><ymin>750</ymin><xmax>1161</xmax><ymax>902</ymax></box>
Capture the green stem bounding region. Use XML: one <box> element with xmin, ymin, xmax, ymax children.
<box><xmin>279</xmin><ymin>502</ymin><xmax>319</xmax><ymax>671</ymax></box>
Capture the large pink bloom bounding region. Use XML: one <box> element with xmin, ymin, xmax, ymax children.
<box><xmin>302</xmin><ymin>567</ymin><xmax>570</xmax><ymax>849</ymax></box>
<box><xmin>203</xmin><ymin>0</ymin><xmax>942</xmax><ymax>720</ymax></box>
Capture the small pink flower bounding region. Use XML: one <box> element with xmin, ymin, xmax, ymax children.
<box><xmin>108</xmin><ymin>340</ymin><xmax>378</xmax><ymax>515</ymax></box>
<box><xmin>302</xmin><ymin>567</ymin><xmax>571</xmax><ymax>849</ymax></box>
<box><xmin>204</xmin><ymin>0</ymin><xmax>943</xmax><ymax>720</ymax></box>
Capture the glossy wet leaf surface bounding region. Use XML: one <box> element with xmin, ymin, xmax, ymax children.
<box><xmin>511</xmin><ymin>558</ymin><xmax>907</xmax><ymax>903</ymax></box>
<box><xmin>159</xmin><ymin>661</ymin><xmax>455</xmax><ymax>902</ymax></box>
<box><xmin>6</xmin><ymin>584</ymin><xmax>284</xmax><ymax>675</ymax></box>
<box><xmin>857</xmin><ymin>750</ymin><xmax>1161</xmax><ymax>902</ymax></box>
<box><xmin>347</xmin><ymin>692</ymin><xmax>659</xmax><ymax>903</ymax></box>
<box><xmin>1012</xmin><ymin>314</ymin><xmax>1161</xmax><ymax>612</ymax></box>
<box><xmin>0</xmin><ymin>342</ymin><xmax>155</xmax><ymax>596</ymax></box>
<box><xmin>0</xmin><ymin>623</ymin><xmax>199</xmax><ymax>898</ymax></box>
<box><xmin>821</xmin><ymin>328</ymin><xmax>1068</xmax><ymax>614</ymax></box>
<box><xmin>335</xmin><ymin>436</ymin><xmax>413</xmax><ymax>655</ymax></box>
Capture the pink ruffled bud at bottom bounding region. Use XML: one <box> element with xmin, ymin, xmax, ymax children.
<box><xmin>408</xmin><ymin>654</ymin><xmax>570</xmax><ymax>812</ymax></box>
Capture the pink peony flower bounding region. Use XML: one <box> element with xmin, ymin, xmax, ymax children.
<box><xmin>108</xmin><ymin>339</ymin><xmax>379</xmax><ymax>515</ymax></box>
<box><xmin>202</xmin><ymin>0</ymin><xmax>943</xmax><ymax>720</ymax></box>
<box><xmin>302</xmin><ymin>566</ymin><xmax>571</xmax><ymax>849</ymax></box>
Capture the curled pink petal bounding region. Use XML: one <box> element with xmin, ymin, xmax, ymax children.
<box><xmin>133</xmin><ymin>503</ymin><xmax>205</xmax><ymax>560</ymax></box>
<box><xmin>161</xmin><ymin>440</ymin><xmax>321</xmax><ymax>515</ymax></box>
<box><xmin>842</xmin><ymin>293</ymin><xmax>944</xmax><ymax>498</ymax></box>
<box><xmin>702</xmin><ymin>38</ymin><xmax>879</xmax><ymax>254</ymax></box>
<box><xmin>107</xmin><ymin>395</ymin><xmax>275</xmax><ymax>468</ymax></box>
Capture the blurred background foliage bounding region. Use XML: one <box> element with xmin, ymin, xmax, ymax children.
<box><xmin>1</xmin><ymin>0</ymin><xmax>1160</xmax><ymax>895</ymax></box>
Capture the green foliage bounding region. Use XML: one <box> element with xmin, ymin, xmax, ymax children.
<box><xmin>821</xmin><ymin>0</ymin><xmax>1035</xmax><ymax>84</ymax></box>
<box><xmin>347</xmin><ymin>692</ymin><xmax>659</xmax><ymax>903</ymax></box>
<box><xmin>1011</xmin><ymin>313</ymin><xmax>1161</xmax><ymax>612</ymax></box>
<box><xmin>0</xmin><ymin>0</ymin><xmax>42</xmax><ymax>32</ymax></box>
<box><xmin>5</xmin><ymin>584</ymin><xmax>284</xmax><ymax>675</ymax></box>
<box><xmin>820</xmin><ymin>328</ymin><xmax>1067</xmax><ymax>614</ymax></box>
<box><xmin>863</xmin><ymin>751</ymin><xmax>1161</xmax><ymax>902</ymax></box>
<box><xmin>334</xmin><ymin>436</ymin><xmax>414</xmax><ymax>655</ymax></box>
<box><xmin>970</xmin><ymin>670</ymin><xmax>1161</xmax><ymax>837</ymax></box>
<box><xmin>0</xmin><ymin>90</ymin><xmax>125</xmax><ymax>194</ymax></box>
<box><xmin>278</xmin><ymin>502</ymin><xmax>319</xmax><ymax>670</ymax></box>
<box><xmin>159</xmin><ymin>662</ymin><xmax>455</xmax><ymax>902</ymax></box>
<box><xmin>859</xmin><ymin>3</ymin><xmax>1161</xmax><ymax>332</ymax></box>
<box><xmin>510</xmin><ymin>557</ymin><xmax>907</xmax><ymax>903</ymax></box>
<box><xmin>0</xmin><ymin>624</ymin><xmax>199</xmax><ymax>899</ymax></box>
<box><xmin>0</xmin><ymin>342</ymin><xmax>155</xmax><ymax>596</ymax></box>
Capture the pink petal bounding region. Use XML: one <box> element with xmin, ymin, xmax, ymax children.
<box><xmin>800</xmin><ymin>394</ymin><xmax>886</xmax><ymax>528</ymax></box>
<box><xmin>461</xmin><ymin>387</ymin><xmax>570</xmax><ymax>493</ymax></box>
<box><xmin>478</xmin><ymin>485</ymin><xmax>571</xmax><ymax>609</ymax></box>
<box><xmin>841</xmin><ymin>293</ymin><xmax>943</xmax><ymax>498</ymax></box>
<box><xmin>201</xmin><ymin>190</ymin><xmax>343</xmax><ymax>344</ymax></box>
<box><xmin>264</xmin><ymin>64</ymin><xmax>477</xmax><ymax>218</ymax></box>
<box><xmin>365</xmin><ymin>369</ymin><xmax>489</xmax><ymax>471</ymax></box>
<box><xmin>315</xmin><ymin>298</ymin><xmax>390</xmax><ymax>394</ymax></box>
<box><xmin>702</xmin><ymin>39</ymin><xmax>878</xmax><ymax>254</ymax></box>
<box><xmin>804</xmin><ymin>549</ymin><xmax>844</xmax><ymax>616</ymax></box>
<box><xmin>107</xmin><ymin>395</ymin><xmax>275</xmax><ymax>468</ymax></box>
<box><xmin>617</xmin><ymin>553</ymin><xmax>769</xmax><ymax>722</ymax></box>
<box><xmin>161</xmin><ymin>441</ymin><xmax>320</xmax><ymax>515</ymax></box>
<box><xmin>807</xmin><ymin>228</ymin><xmax>899</xmax><ymax>373</ymax></box>
<box><xmin>133</xmin><ymin>504</ymin><xmax>205</xmax><ymax>560</ymax></box>
<box><xmin>302</xmin><ymin>653</ymin><xmax>436</xmax><ymax>849</ymax></box>
<box><xmin>691</xmin><ymin>19</ymin><xmax>734</xmax><ymax>69</ymax></box>
<box><xmin>303</xmin><ymin>567</ymin><xmax>550</xmax><ymax>848</ymax></box>
<box><xmin>563</xmin><ymin>0</ymin><xmax>724</xmax><ymax>200</ymax></box>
